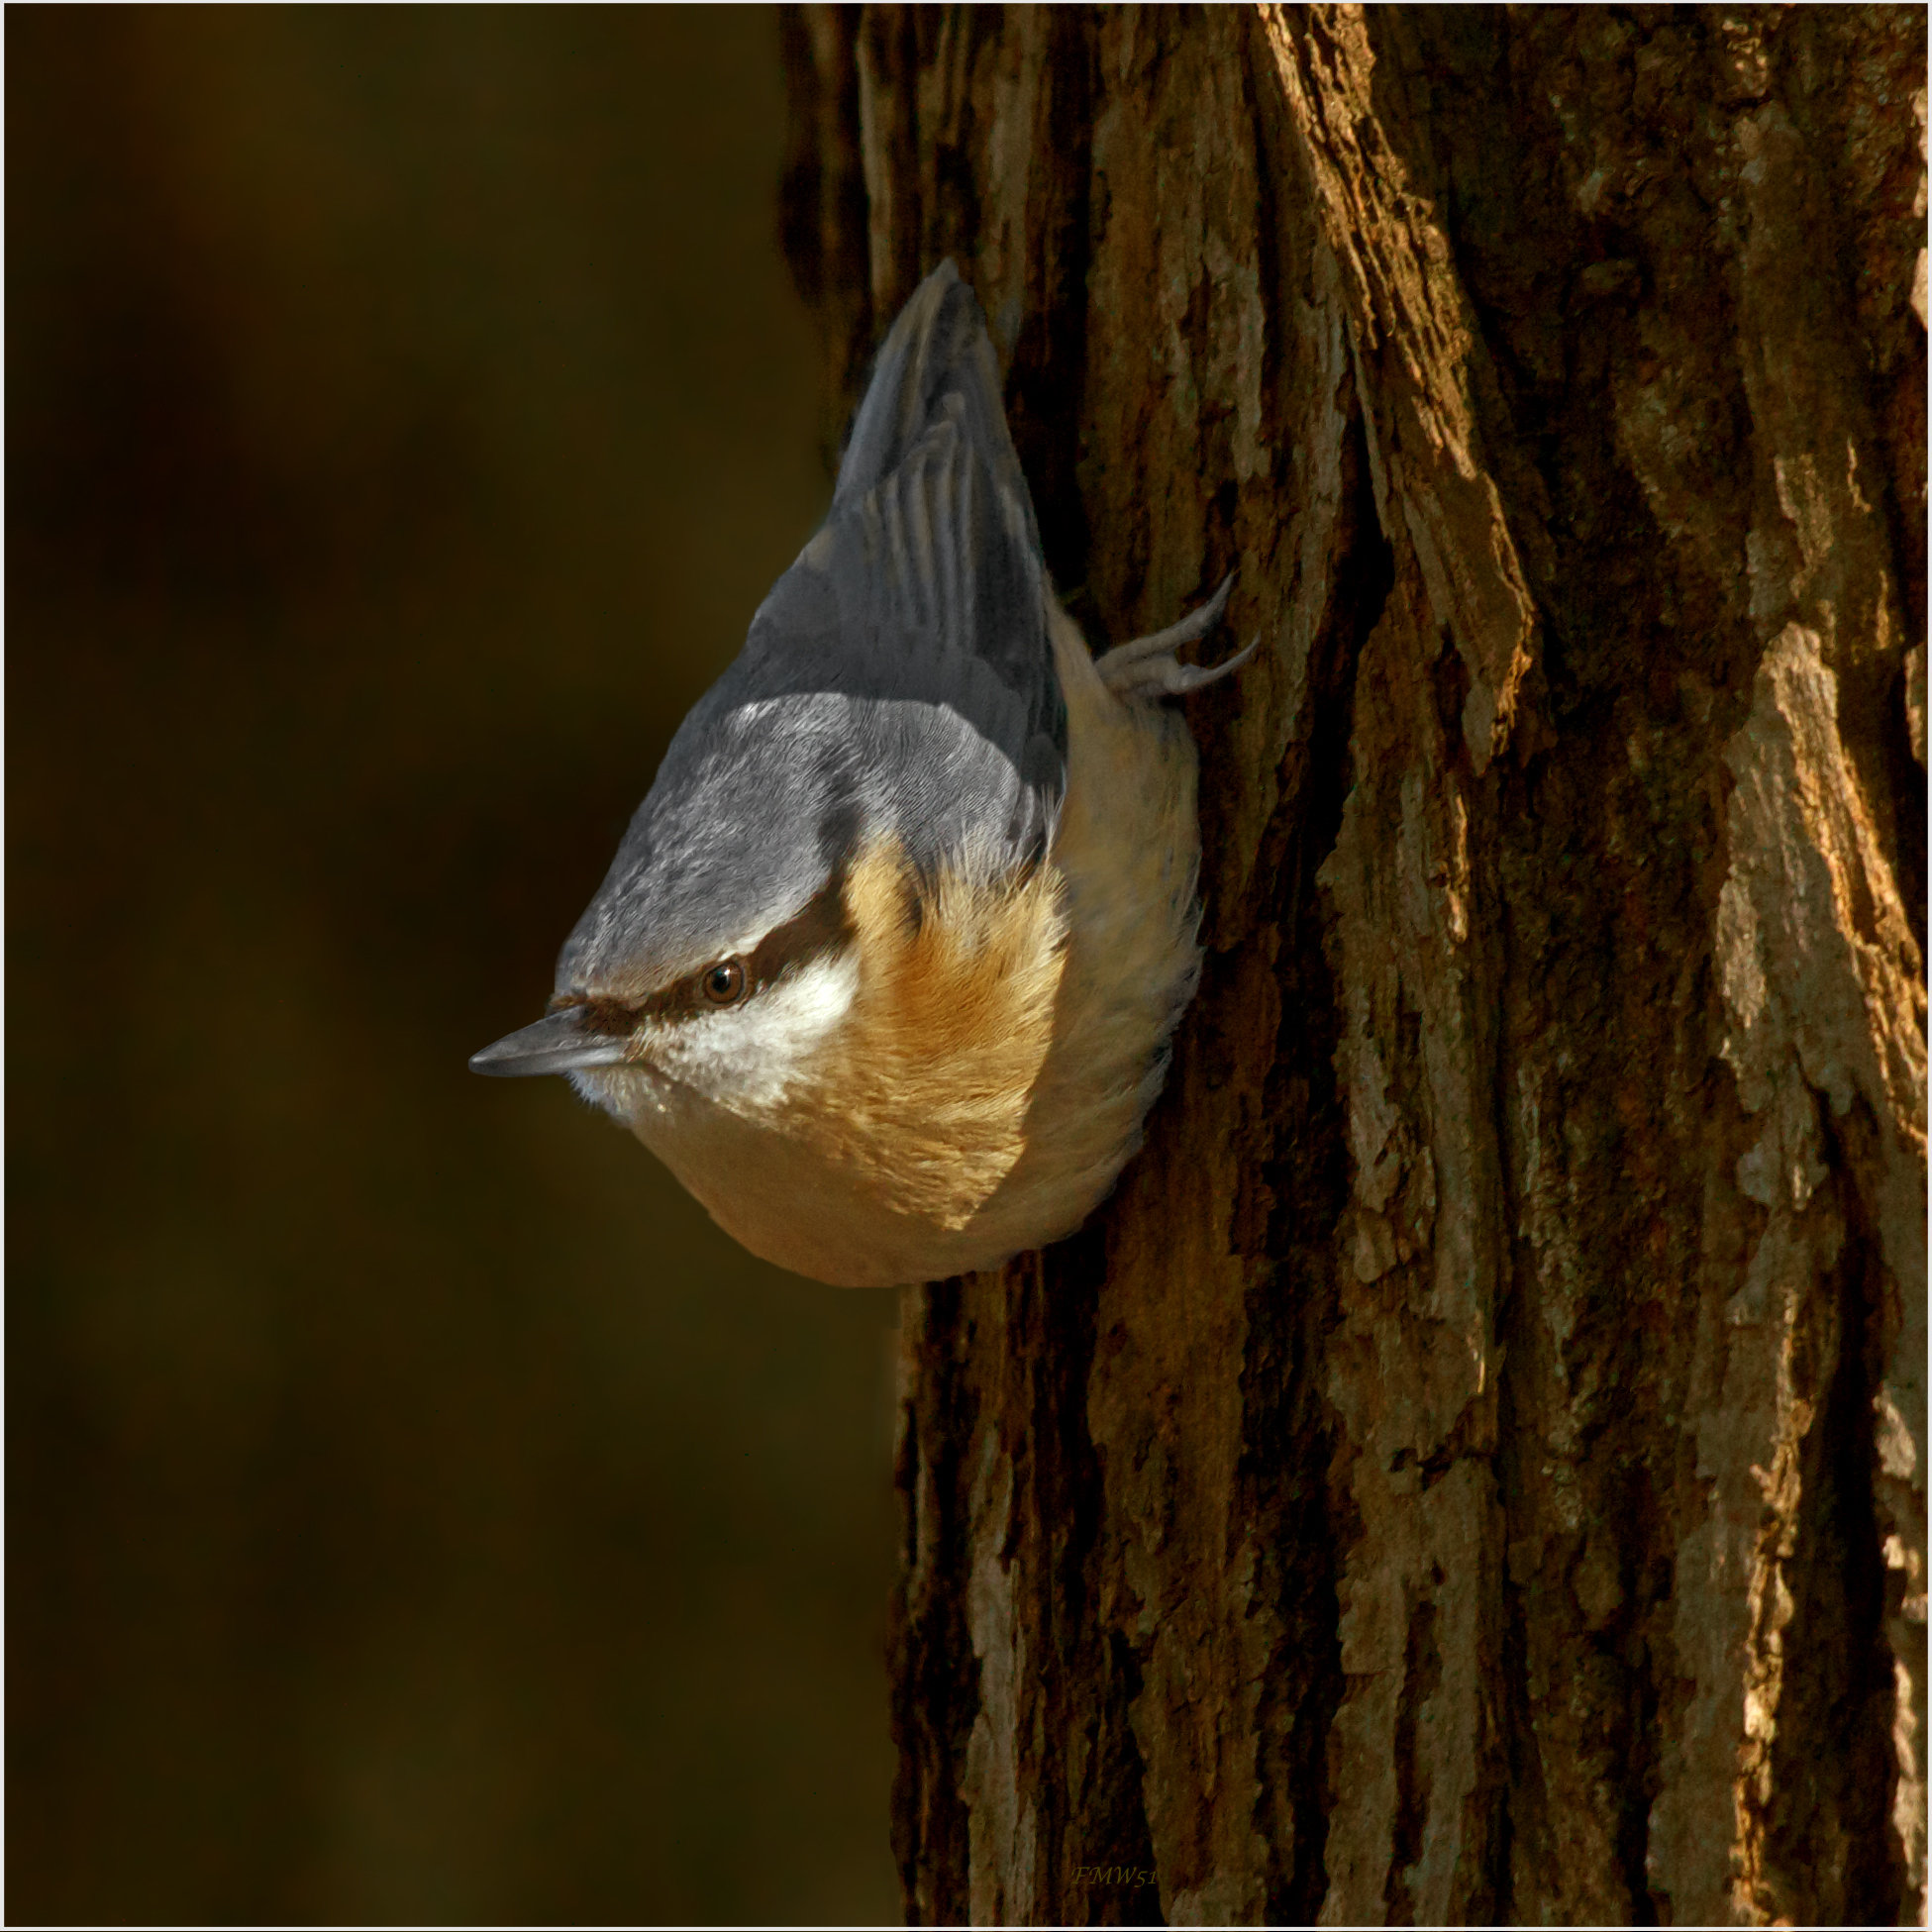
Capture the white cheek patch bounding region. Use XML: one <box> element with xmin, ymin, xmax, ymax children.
<box><xmin>654</xmin><ymin>950</ymin><xmax>860</xmax><ymax>1113</ymax></box>
<box><xmin>567</xmin><ymin>1067</ymin><xmax>625</xmax><ymax>1119</ymax></box>
<box><xmin>568</xmin><ymin>1065</ymin><xmax>666</xmax><ymax>1126</ymax></box>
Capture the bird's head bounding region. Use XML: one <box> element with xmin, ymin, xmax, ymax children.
<box><xmin>470</xmin><ymin>688</ymin><xmax>872</xmax><ymax>1122</ymax></box>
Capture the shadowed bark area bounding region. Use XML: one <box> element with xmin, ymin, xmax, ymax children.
<box><xmin>782</xmin><ymin>7</ymin><xmax>1926</xmax><ymax>1923</ymax></box>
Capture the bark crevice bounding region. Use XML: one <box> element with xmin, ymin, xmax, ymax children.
<box><xmin>784</xmin><ymin>6</ymin><xmax>1926</xmax><ymax>1921</ymax></box>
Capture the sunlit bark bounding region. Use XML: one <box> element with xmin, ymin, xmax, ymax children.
<box><xmin>783</xmin><ymin>8</ymin><xmax>1926</xmax><ymax>1922</ymax></box>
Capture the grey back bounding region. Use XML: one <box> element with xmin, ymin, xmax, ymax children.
<box><xmin>559</xmin><ymin>260</ymin><xmax>1066</xmax><ymax>1000</ymax></box>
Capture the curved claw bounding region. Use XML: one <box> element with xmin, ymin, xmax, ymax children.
<box><xmin>1094</xmin><ymin>571</ymin><xmax>1236</xmax><ymax>681</ymax></box>
<box><xmin>1095</xmin><ymin>571</ymin><xmax>1258</xmax><ymax>700</ymax></box>
<box><xmin>1169</xmin><ymin>629</ymin><xmax>1262</xmax><ymax>692</ymax></box>
<box><xmin>1101</xmin><ymin>631</ymin><xmax>1262</xmax><ymax>700</ymax></box>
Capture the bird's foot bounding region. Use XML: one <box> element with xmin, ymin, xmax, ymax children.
<box><xmin>1094</xmin><ymin>573</ymin><xmax>1258</xmax><ymax>699</ymax></box>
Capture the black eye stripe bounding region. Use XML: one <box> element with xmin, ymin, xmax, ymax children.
<box><xmin>736</xmin><ymin>868</ymin><xmax>855</xmax><ymax>990</ymax></box>
<box><xmin>546</xmin><ymin>992</ymin><xmax>637</xmax><ymax>1035</ymax></box>
<box><xmin>553</xmin><ymin>866</ymin><xmax>857</xmax><ymax>1027</ymax></box>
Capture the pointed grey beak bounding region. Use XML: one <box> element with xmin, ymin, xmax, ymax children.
<box><xmin>468</xmin><ymin>1009</ymin><xmax>632</xmax><ymax>1078</ymax></box>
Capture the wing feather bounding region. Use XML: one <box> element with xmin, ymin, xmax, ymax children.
<box><xmin>564</xmin><ymin>263</ymin><xmax>1068</xmax><ymax>1002</ymax></box>
<box><xmin>721</xmin><ymin>261</ymin><xmax>1065</xmax><ymax>874</ymax></box>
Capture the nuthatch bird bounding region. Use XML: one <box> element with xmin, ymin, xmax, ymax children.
<box><xmin>471</xmin><ymin>260</ymin><xmax>1253</xmax><ymax>1286</ymax></box>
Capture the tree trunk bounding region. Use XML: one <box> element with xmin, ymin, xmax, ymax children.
<box><xmin>779</xmin><ymin>7</ymin><xmax>1927</xmax><ymax>1923</ymax></box>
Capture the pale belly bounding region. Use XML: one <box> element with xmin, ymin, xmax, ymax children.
<box><xmin>622</xmin><ymin>1071</ymin><xmax>1015</xmax><ymax>1287</ymax></box>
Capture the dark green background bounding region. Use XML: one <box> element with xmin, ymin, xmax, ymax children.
<box><xmin>9</xmin><ymin>9</ymin><xmax>900</xmax><ymax>1922</ymax></box>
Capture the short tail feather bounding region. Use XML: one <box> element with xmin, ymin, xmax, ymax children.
<box><xmin>837</xmin><ymin>267</ymin><xmax>1256</xmax><ymax>707</ymax></box>
<box><xmin>833</xmin><ymin>260</ymin><xmax>1041</xmax><ymax>558</ymax></box>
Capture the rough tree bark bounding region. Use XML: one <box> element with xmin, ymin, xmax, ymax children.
<box><xmin>780</xmin><ymin>8</ymin><xmax>1926</xmax><ymax>1924</ymax></box>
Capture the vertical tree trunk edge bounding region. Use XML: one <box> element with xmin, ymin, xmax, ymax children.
<box><xmin>780</xmin><ymin>7</ymin><xmax>1928</xmax><ymax>1924</ymax></box>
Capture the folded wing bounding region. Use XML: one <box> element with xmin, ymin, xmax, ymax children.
<box><xmin>727</xmin><ymin>260</ymin><xmax>1066</xmax><ymax>876</ymax></box>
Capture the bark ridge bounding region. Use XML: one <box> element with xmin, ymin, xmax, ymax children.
<box><xmin>779</xmin><ymin>7</ymin><xmax>1927</xmax><ymax>1922</ymax></box>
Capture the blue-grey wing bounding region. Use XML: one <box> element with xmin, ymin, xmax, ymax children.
<box><xmin>723</xmin><ymin>260</ymin><xmax>1066</xmax><ymax>874</ymax></box>
<box><xmin>559</xmin><ymin>263</ymin><xmax>1067</xmax><ymax>1002</ymax></box>
<box><xmin>834</xmin><ymin>260</ymin><xmax>1040</xmax><ymax>550</ymax></box>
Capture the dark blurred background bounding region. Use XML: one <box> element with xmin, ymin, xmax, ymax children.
<box><xmin>8</xmin><ymin>9</ymin><xmax>902</xmax><ymax>1922</ymax></box>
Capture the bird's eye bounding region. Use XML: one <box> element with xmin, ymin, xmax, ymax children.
<box><xmin>701</xmin><ymin>959</ymin><xmax>746</xmax><ymax>1006</ymax></box>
